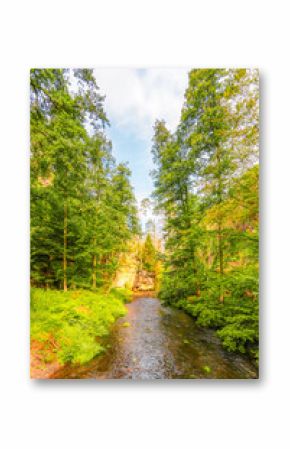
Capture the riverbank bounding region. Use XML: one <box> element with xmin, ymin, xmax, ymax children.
<box><xmin>132</xmin><ymin>290</ymin><xmax>156</xmax><ymax>297</ymax></box>
<box><xmin>172</xmin><ymin>296</ymin><xmax>259</xmax><ymax>366</ymax></box>
<box><xmin>30</xmin><ymin>287</ymin><xmax>132</xmax><ymax>379</ymax></box>
<box><xmin>52</xmin><ymin>295</ymin><xmax>258</xmax><ymax>379</ymax></box>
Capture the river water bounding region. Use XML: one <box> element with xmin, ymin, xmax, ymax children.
<box><xmin>52</xmin><ymin>296</ymin><xmax>258</xmax><ymax>379</ymax></box>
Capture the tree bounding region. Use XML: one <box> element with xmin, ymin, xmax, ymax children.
<box><xmin>152</xmin><ymin>69</ymin><xmax>259</xmax><ymax>360</ymax></box>
<box><xmin>30</xmin><ymin>69</ymin><xmax>139</xmax><ymax>291</ymax></box>
<box><xmin>142</xmin><ymin>234</ymin><xmax>156</xmax><ymax>272</ymax></box>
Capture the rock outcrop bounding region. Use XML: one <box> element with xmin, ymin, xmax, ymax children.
<box><xmin>114</xmin><ymin>266</ymin><xmax>137</xmax><ymax>289</ymax></box>
<box><xmin>133</xmin><ymin>270</ymin><xmax>155</xmax><ymax>291</ymax></box>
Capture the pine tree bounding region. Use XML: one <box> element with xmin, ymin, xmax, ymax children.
<box><xmin>142</xmin><ymin>234</ymin><xmax>156</xmax><ymax>272</ymax></box>
<box><xmin>152</xmin><ymin>69</ymin><xmax>259</xmax><ymax>359</ymax></box>
<box><xmin>30</xmin><ymin>69</ymin><xmax>139</xmax><ymax>290</ymax></box>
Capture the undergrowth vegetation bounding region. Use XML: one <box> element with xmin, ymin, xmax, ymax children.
<box><xmin>159</xmin><ymin>261</ymin><xmax>259</xmax><ymax>363</ymax></box>
<box><xmin>153</xmin><ymin>69</ymin><xmax>259</xmax><ymax>365</ymax></box>
<box><xmin>31</xmin><ymin>288</ymin><xmax>131</xmax><ymax>366</ymax></box>
<box><xmin>173</xmin><ymin>295</ymin><xmax>259</xmax><ymax>362</ymax></box>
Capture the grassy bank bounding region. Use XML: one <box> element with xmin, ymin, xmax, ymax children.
<box><xmin>30</xmin><ymin>287</ymin><xmax>131</xmax><ymax>378</ymax></box>
<box><xmin>173</xmin><ymin>297</ymin><xmax>259</xmax><ymax>364</ymax></box>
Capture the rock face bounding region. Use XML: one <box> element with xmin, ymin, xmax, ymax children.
<box><xmin>114</xmin><ymin>266</ymin><xmax>137</xmax><ymax>289</ymax></box>
<box><xmin>113</xmin><ymin>247</ymin><xmax>138</xmax><ymax>290</ymax></box>
<box><xmin>133</xmin><ymin>270</ymin><xmax>155</xmax><ymax>292</ymax></box>
<box><xmin>112</xmin><ymin>241</ymin><xmax>156</xmax><ymax>292</ymax></box>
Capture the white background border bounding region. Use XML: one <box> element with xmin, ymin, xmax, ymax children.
<box><xmin>0</xmin><ymin>1</ymin><xmax>289</xmax><ymax>447</ymax></box>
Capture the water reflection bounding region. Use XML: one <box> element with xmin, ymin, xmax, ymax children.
<box><xmin>52</xmin><ymin>297</ymin><xmax>258</xmax><ymax>379</ymax></box>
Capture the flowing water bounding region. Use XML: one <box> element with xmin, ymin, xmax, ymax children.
<box><xmin>52</xmin><ymin>296</ymin><xmax>258</xmax><ymax>379</ymax></box>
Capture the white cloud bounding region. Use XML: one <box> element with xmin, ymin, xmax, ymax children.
<box><xmin>93</xmin><ymin>68</ymin><xmax>190</xmax><ymax>139</ymax></box>
<box><xmin>92</xmin><ymin>68</ymin><xmax>190</xmax><ymax>234</ymax></box>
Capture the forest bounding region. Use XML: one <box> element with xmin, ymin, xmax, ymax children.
<box><xmin>30</xmin><ymin>68</ymin><xmax>259</xmax><ymax>379</ymax></box>
<box><xmin>30</xmin><ymin>69</ymin><xmax>140</xmax><ymax>375</ymax></box>
<box><xmin>152</xmin><ymin>69</ymin><xmax>259</xmax><ymax>362</ymax></box>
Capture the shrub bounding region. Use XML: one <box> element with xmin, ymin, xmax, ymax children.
<box><xmin>31</xmin><ymin>288</ymin><xmax>128</xmax><ymax>366</ymax></box>
<box><xmin>174</xmin><ymin>295</ymin><xmax>259</xmax><ymax>361</ymax></box>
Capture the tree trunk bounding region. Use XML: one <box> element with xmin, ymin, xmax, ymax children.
<box><xmin>92</xmin><ymin>254</ymin><xmax>97</xmax><ymax>290</ymax></box>
<box><xmin>63</xmin><ymin>199</ymin><xmax>68</xmax><ymax>291</ymax></box>
<box><xmin>92</xmin><ymin>235</ymin><xmax>97</xmax><ymax>289</ymax></box>
<box><xmin>218</xmin><ymin>221</ymin><xmax>224</xmax><ymax>302</ymax></box>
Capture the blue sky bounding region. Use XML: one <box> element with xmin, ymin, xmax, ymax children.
<box><xmin>106</xmin><ymin>124</ymin><xmax>153</xmax><ymax>202</ymax></box>
<box><xmin>93</xmin><ymin>68</ymin><xmax>190</xmax><ymax>226</ymax></box>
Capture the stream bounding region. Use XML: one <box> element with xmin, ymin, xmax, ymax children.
<box><xmin>52</xmin><ymin>296</ymin><xmax>258</xmax><ymax>379</ymax></box>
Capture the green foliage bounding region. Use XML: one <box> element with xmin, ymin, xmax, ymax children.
<box><xmin>30</xmin><ymin>69</ymin><xmax>139</xmax><ymax>291</ymax></box>
<box><xmin>122</xmin><ymin>322</ymin><xmax>131</xmax><ymax>328</ymax></box>
<box><xmin>30</xmin><ymin>288</ymin><xmax>129</xmax><ymax>365</ymax></box>
<box><xmin>202</xmin><ymin>365</ymin><xmax>212</xmax><ymax>374</ymax></box>
<box><xmin>109</xmin><ymin>287</ymin><xmax>133</xmax><ymax>303</ymax></box>
<box><xmin>175</xmin><ymin>296</ymin><xmax>259</xmax><ymax>360</ymax></box>
<box><xmin>152</xmin><ymin>69</ymin><xmax>259</xmax><ymax>362</ymax></box>
<box><xmin>142</xmin><ymin>233</ymin><xmax>157</xmax><ymax>271</ymax></box>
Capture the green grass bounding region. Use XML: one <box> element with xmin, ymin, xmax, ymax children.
<box><xmin>31</xmin><ymin>287</ymin><xmax>131</xmax><ymax>365</ymax></box>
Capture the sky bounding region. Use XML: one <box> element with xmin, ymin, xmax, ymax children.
<box><xmin>93</xmin><ymin>68</ymin><xmax>190</xmax><ymax>228</ymax></box>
